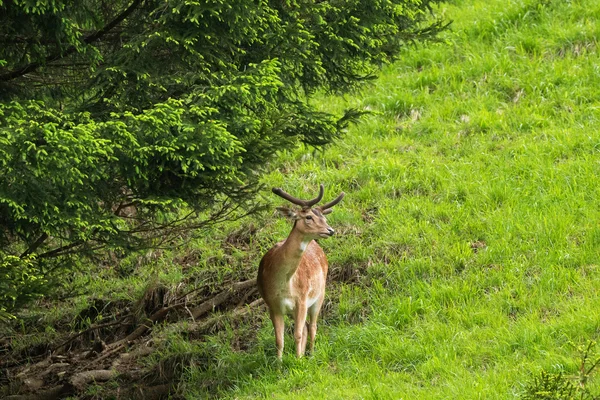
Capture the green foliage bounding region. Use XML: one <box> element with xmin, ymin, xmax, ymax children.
<box><xmin>522</xmin><ymin>341</ymin><xmax>600</xmax><ymax>400</ymax></box>
<box><xmin>522</xmin><ymin>372</ymin><xmax>578</xmax><ymax>400</ymax></box>
<box><xmin>0</xmin><ymin>254</ymin><xmax>45</xmax><ymax>321</ymax></box>
<box><xmin>0</xmin><ymin>0</ymin><xmax>446</xmax><ymax>315</ymax></box>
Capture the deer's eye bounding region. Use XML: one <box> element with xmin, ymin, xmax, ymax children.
<box><xmin>306</xmin><ymin>215</ymin><xmax>313</xmax><ymax>220</ymax></box>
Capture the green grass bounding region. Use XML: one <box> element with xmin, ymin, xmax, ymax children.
<box><xmin>6</xmin><ymin>0</ymin><xmax>600</xmax><ymax>398</ymax></box>
<box><xmin>181</xmin><ymin>0</ymin><xmax>600</xmax><ymax>397</ymax></box>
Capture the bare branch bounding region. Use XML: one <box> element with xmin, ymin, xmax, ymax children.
<box><xmin>191</xmin><ymin>279</ymin><xmax>256</xmax><ymax>319</ymax></box>
<box><xmin>52</xmin><ymin>318</ymin><xmax>129</xmax><ymax>352</ymax></box>
<box><xmin>37</xmin><ymin>240</ymin><xmax>85</xmax><ymax>259</ymax></box>
<box><xmin>20</xmin><ymin>233</ymin><xmax>48</xmax><ymax>258</ymax></box>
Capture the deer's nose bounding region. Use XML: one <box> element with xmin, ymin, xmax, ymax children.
<box><xmin>327</xmin><ymin>227</ymin><xmax>335</xmax><ymax>236</ymax></box>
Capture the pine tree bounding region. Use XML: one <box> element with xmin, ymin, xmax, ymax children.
<box><xmin>0</xmin><ymin>0</ymin><xmax>447</xmax><ymax>317</ymax></box>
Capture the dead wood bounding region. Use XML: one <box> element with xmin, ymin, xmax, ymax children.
<box><xmin>104</xmin><ymin>302</ymin><xmax>185</xmax><ymax>351</ymax></box>
<box><xmin>2</xmin><ymin>278</ymin><xmax>260</xmax><ymax>399</ymax></box>
<box><xmin>14</xmin><ymin>358</ymin><xmax>52</xmax><ymax>377</ymax></box>
<box><xmin>111</xmin><ymin>345</ymin><xmax>154</xmax><ymax>369</ymax></box>
<box><xmin>52</xmin><ymin>318</ymin><xmax>128</xmax><ymax>352</ymax></box>
<box><xmin>99</xmin><ymin>279</ymin><xmax>256</xmax><ymax>352</ymax></box>
<box><xmin>236</xmin><ymin>287</ymin><xmax>258</xmax><ymax>308</ymax></box>
<box><xmin>4</xmin><ymin>384</ymin><xmax>73</xmax><ymax>400</ymax></box>
<box><xmin>90</xmin><ymin>342</ymin><xmax>126</xmax><ymax>365</ymax></box>
<box><xmin>191</xmin><ymin>278</ymin><xmax>256</xmax><ymax>319</ymax></box>
<box><xmin>70</xmin><ymin>369</ymin><xmax>117</xmax><ymax>390</ymax></box>
<box><xmin>1</xmin><ymin>350</ymin><xmax>48</xmax><ymax>369</ymax></box>
<box><xmin>4</xmin><ymin>370</ymin><xmax>117</xmax><ymax>400</ymax></box>
<box><xmin>130</xmin><ymin>383</ymin><xmax>172</xmax><ymax>400</ymax></box>
<box><xmin>83</xmin><ymin>278</ymin><xmax>256</xmax><ymax>366</ymax></box>
<box><xmin>189</xmin><ymin>298</ymin><xmax>264</xmax><ymax>333</ymax></box>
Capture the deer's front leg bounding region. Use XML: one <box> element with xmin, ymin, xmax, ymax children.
<box><xmin>294</xmin><ymin>303</ymin><xmax>308</xmax><ymax>357</ymax></box>
<box><xmin>271</xmin><ymin>311</ymin><xmax>285</xmax><ymax>360</ymax></box>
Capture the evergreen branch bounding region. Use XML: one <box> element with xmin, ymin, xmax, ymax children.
<box><xmin>0</xmin><ymin>0</ymin><xmax>144</xmax><ymax>82</ymax></box>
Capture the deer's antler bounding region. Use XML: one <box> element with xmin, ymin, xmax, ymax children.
<box><xmin>317</xmin><ymin>192</ymin><xmax>345</xmax><ymax>215</ymax></box>
<box><xmin>272</xmin><ymin>184</ymin><xmax>324</xmax><ymax>208</ymax></box>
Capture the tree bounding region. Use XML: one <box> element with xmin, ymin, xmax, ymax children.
<box><xmin>0</xmin><ymin>0</ymin><xmax>447</xmax><ymax>317</ymax></box>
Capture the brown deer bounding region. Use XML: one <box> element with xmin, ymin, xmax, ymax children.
<box><xmin>257</xmin><ymin>184</ymin><xmax>344</xmax><ymax>359</ymax></box>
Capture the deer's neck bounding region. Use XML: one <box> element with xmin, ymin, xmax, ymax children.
<box><xmin>277</xmin><ymin>228</ymin><xmax>311</xmax><ymax>279</ymax></box>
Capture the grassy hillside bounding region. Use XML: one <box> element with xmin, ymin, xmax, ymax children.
<box><xmin>4</xmin><ymin>0</ymin><xmax>600</xmax><ymax>398</ymax></box>
<box><xmin>191</xmin><ymin>0</ymin><xmax>600</xmax><ymax>397</ymax></box>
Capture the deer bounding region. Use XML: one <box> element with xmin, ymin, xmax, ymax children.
<box><xmin>257</xmin><ymin>184</ymin><xmax>344</xmax><ymax>359</ymax></box>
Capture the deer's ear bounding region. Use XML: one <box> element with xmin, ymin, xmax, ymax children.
<box><xmin>276</xmin><ymin>207</ymin><xmax>299</xmax><ymax>220</ymax></box>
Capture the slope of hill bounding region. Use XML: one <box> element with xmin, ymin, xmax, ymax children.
<box><xmin>200</xmin><ymin>0</ymin><xmax>600</xmax><ymax>397</ymax></box>
<box><xmin>3</xmin><ymin>0</ymin><xmax>600</xmax><ymax>398</ymax></box>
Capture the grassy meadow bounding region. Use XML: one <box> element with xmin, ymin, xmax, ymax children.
<box><xmin>173</xmin><ymin>0</ymin><xmax>600</xmax><ymax>397</ymax></box>
<box><xmin>189</xmin><ymin>0</ymin><xmax>600</xmax><ymax>397</ymax></box>
<box><xmin>5</xmin><ymin>0</ymin><xmax>600</xmax><ymax>398</ymax></box>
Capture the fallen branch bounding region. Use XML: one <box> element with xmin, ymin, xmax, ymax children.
<box><xmin>236</xmin><ymin>287</ymin><xmax>258</xmax><ymax>307</ymax></box>
<box><xmin>190</xmin><ymin>298</ymin><xmax>264</xmax><ymax>333</ymax></box>
<box><xmin>4</xmin><ymin>384</ymin><xmax>73</xmax><ymax>400</ymax></box>
<box><xmin>52</xmin><ymin>318</ymin><xmax>128</xmax><ymax>352</ymax></box>
<box><xmin>4</xmin><ymin>370</ymin><xmax>117</xmax><ymax>400</ymax></box>
<box><xmin>131</xmin><ymin>383</ymin><xmax>173</xmax><ymax>400</ymax></box>
<box><xmin>3</xmin><ymin>279</ymin><xmax>261</xmax><ymax>399</ymax></box>
<box><xmin>1</xmin><ymin>351</ymin><xmax>49</xmax><ymax>370</ymax></box>
<box><xmin>70</xmin><ymin>369</ymin><xmax>118</xmax><ymax>390</ymax></box>
<box><xmin>104</xmin><ymin>278</ymin><xmax>257</xmax><ymax>351</ymax></box>
<box><xmin>92</xmin><ymin>342</ymin><xmax>127</xmax><ymax>365</ymax></box>
<box><xmin>191</xmin><ymin>278</ymin><xmax>256</xmax><ymax>319</ymax></box>
<box><xmin>105</xmin><ymin>302</ymin><xmax>185</xmax><ymax>351</ymax></box>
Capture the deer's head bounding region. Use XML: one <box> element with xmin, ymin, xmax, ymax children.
<box><xmin>273</xmin><ymin>184</ymin><xmax>345</xmax><ymax>240</ymax></box>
